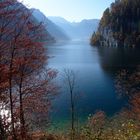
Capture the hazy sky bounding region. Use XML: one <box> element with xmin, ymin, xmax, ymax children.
<box><xmin>22</xmin><ymin>0</ymin><xmax>114</xmax><ymax>22</ymax></box>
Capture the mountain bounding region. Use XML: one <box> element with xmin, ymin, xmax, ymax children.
<box><xmin>48</xmin><ymin>16</ymin><xmax>70</xmax><ymax>25</ymax></box>
<box><xmin>31</xmin><ymin>9</ymin><xmax>69</xmax><ymax>42</ymax></box>
<box><xmin>1</xmin><ymin>2</ymin><xmax>54</xmax><ymax>44</ymax></box>
<box><xmin>48</xmin><ymin>17</ymin><xmax>99</xmax><ymax>41</ymax></box>
<box><xmin>30</xmin><ymin>13</ymin><xmax>55</xmax><ymax>44</ymax></box>
<box><xmin>91</xmin><ymin>0</ymin><xmax>140</xmax><ymax>48</ymax></box>
<box><xmin>71</xmin><ymin>19</ymin><xmax>100</xmax><ymax>40</ymax></box>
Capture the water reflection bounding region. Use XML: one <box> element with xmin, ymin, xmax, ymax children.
<box><xmin>97</xmin><ymin>47</ymin><xmax>140</xmax><ymax>74</ymax></box>
<box><xmin>47</xmin><ymin>42</ymin><xmax>140</xmax><ymax>127</ymax></box>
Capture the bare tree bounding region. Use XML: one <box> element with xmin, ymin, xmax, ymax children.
<box><xmin>63</xmin><ymin>69</ymin><xmax>77</xmax><ymax>140</ymax></box>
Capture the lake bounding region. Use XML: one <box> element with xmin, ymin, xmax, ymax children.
<box><xmin>47</xmin><ymin>41</ymin><xmax>140</xmax><ymax>130</ymax></box>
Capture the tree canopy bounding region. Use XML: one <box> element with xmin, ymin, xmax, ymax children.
<box><xmin>91</xmin><ymin>0</ymin><xmax>140</xmax><ymax>48</ymax></box>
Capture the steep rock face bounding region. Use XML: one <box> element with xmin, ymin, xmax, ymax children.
<box><xmin>48</xmin><ymin>16</ymin><xmax>99</xmax><ymax>41</ymax></box>
<box><xmin>31</xmin><ymin>9</ymin><xmax>70</xmax><ymax>42</ymax></box>
<box><xmin>91</xmin><ymin>0</ymin><xmax>140</xmax><ymax>48</ymax></box>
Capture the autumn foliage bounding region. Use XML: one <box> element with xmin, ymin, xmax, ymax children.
<box><xmin>1</xmin><ymin>1</ymin><xmax>140</xmax><ymax>140</ymax></box>
<box><xmin>0</xmin><ymin>0</ymin><xmax>58</xmax><ymax>139</ymax></box>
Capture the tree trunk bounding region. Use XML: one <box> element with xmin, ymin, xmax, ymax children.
<box><xmin>70</xmin><ymin>89</ymin><xmax>75</xmax><ymax>140</ymax></box>
<box><xmin>19</xmin><ymin>77</ymin><xmax>26</xmax><ymax>139</ymax></box>
<box><xmin>9</xmin><ymin>77</ymin><xmax>17</xmax><ymax>140</ymax></box>
<box><xmin>9</xmin><ymin>52</ymin><xmax>17</xmax><ymax>140</ymax></box>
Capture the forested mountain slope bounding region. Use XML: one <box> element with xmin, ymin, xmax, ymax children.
<box><xmin>91</xmin><ymin>0</ymin><xmax>140</xmax><ymax>48</ymax></box>
<box><xmin>32</xmin><ymin>9</ymin><xmax>70</xmax><ymax>42</ymax></box>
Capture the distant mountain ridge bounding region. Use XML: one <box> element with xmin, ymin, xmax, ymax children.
<box><xmin>31</xmin><ymin>9</ymin><xmax>99</xmax><ymax>42</ymax></box>
<box><xmin>31</xmin><ymin>9</ymin><xmax>70</xmax><ymax>42</ymax></box>
<box><xmin>48</xmin><ymin>16</ymin><xmax>100</xmax><ymax>41</ymax></box>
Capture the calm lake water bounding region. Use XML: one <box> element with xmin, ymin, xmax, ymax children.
<box><xmin>47</xmin><ymin>41</ymin><xmax>140</xmax><ymax>130</ymax></box>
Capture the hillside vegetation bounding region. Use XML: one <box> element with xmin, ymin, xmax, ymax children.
<box><xmin>91</xmin><ymin>0</ymin><xmax>140</xmax><ymax>48</ymax></box>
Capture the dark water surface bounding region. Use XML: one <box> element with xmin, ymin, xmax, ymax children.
<box><xmin>47</xmin><ymin>41</ymin><xmax>140</xmax><ymax>130</ymax></box>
